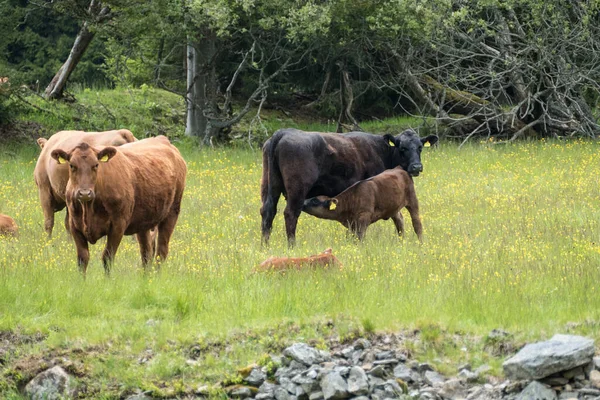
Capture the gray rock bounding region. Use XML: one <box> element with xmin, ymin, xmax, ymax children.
<box><xmin>540</xmin><ymin>376</ymin><xmax>569</xmax><ymax>386</ymax></box>
<box><xmin>393</xmin><ymin>364</ymin><xmax>420</xmax><ymax>383</ymax></box>
<box><xmin>438</xmin><ymin>378</ymin><xmax>467</xmax><ymax>399</ymax></box>
<box><xmin>352</xmin><ymin>397</ymin><xmax>369</xmax><ymax>400</ymax></box>
<box><xmin>424</xmin><ymin>370</ymin><xmax>446</xmax><ymax>386</ymax></box>
<box><xmin>309</xmin><ymin>392</ymin><xmax>324</xmax><ymax>400</ymax></box>
<box><xmin>503</xmin><ymin>334</ymin><xmax>595</xmax><ymax>380</ymax></box>
<box><xmin>292</xmin><ymin>374</ymin><xmax>319</xmax><ymax>394</ymax></box>
<box><xmin>381</xmin><ymin>379</ymin><xmax>404</xmax><ymax>397</ymax></box>
<box><xmin>320</xmin><ymin>371</ymin><xmax>349</xmax><ymax>400</ymax></box>
<box><xmin>347</xmin><ymin>367</ymin><xmax>369</xmax><ymax>396</ymax></box>
<box><xmin>354</xmin><ymin>339</ymin><xmax>371</xmax><ymax>350</ymax></box>
<box><xmin>458</xmin><ymin>363</ymin><xmax>472</xmax><ymax>372</ymax></box>
<box><xmin>333</xmin><ymin>366</ymin><xmax>349</xmax><ymax>378</ymax></box>
<box><xmin>558</xmin><ymin>392</ymin><xmax>578</xmax><ymax>400</ymax></box>
<box><xmin>376</xmin><ymin>351</ymin><xmax>395</xmax><ymax>360</ymax></box>
<box><xmin>373</xmin><ymin>359</ymin><xmax>398</xmax><ymax>366</ymax></box>
<box><xmin>284</xmin><ymin>343</ymin><xmax>323</xmax><ymax>366</ymax></box>
<box><xmin>591</xmin><ymin>369</ymin><xmax>600</xmax><ymax>388</ymax></box>
<box><xmin>274</xmin><ymin>387</ymin><xmax>292</xmax><ymax>400</ymax></box>
<box><xmin>24</xmin><ymin>366</ymin><xmax>71</xmax><ymax>400</ymax></box>
<box><xmin>578</xmin><ymin>388</ymin><xmax>600</xmax><ymax>396</ymax></box>
<box><xmin>246</xmin><ymin>368</ymin><xmax>267</xmax><ymax>386</ymax></box>
<box><xmin>368</xmin><ymin>365</ymin><xmax>388</xmax><ymax>378</ymax></box>
<box><xmin>563</xmin><ymin>365</ymin><xmax>584</xmax><ymax>379</ymax></box>
<box><xmin>279</xmin><ymin>377</ymin><xmax>299</xmax><ymax>395</ymax></box>
<box><xmin>256</xmin><ymin>394</ymin><xmax>274</xmax><ymax>400</ymax></box>
<box><xmin>230</xmin><ymin>386</ymin><xmax>254</xmax><ymax>398</ymax></box>
<box><xmin>516</xmin><ymin>381</ymin><xmax>557</xmax><ymax>400</ymax></box>
<box><xmin>350</xmin><ymin>350</ymin><xmax>363</xmax><ymax>365</ymax></box>
<box><xmin>419</xmin><ymin>363</ymin><xmax>435</xmax><ymax>372</ymax></box>
<box><xmin>259</xmin><ymin>382</ymin><xmax>278</xmax><ymax>395</ymax></box>
<box><xmin>594</xmin><ymin>356</ymin><xmax>600</xmax><ymax>370</ymax></box>
<box><xmin>458</xmin><ymin>369</ymin><xmax>479</xmax><ymax>382</ymax></box>
<box><xmin>341</xmin><ymin>347</ymin><xmax>354</xmax><ymax>359</ymax></box>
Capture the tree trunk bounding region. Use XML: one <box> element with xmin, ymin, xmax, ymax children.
<box><xmin>185</xmin><ymin>34</ymin><xmax>219</xmax><ymax>142</ymax></box>
<box><xmin>336</xmin><ymin>66</ymin><xmax>360</xmax><ymax>132</ymax></box>
<box><xmin>44</xmin><ymin>0</ymin><xmax>109</xmax><ymax>100</ymax></box>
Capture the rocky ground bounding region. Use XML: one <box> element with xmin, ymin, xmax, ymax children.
<box><xmin>19</xmin><ymin>331</ymin><xmax>600</xmax><ymax>400</ymax></box>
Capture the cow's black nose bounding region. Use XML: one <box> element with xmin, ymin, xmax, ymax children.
<box><xmin>409</xmin><ymin>163</ymin><xmax>423</xmax><ymax>173</ymax></box>
<box><xmin>76</xmin><ymin>189</ymin><xmax>95</xmax><ymax>202</ymax></box>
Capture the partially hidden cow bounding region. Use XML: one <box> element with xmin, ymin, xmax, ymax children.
<box><xmin>0</xmin><ymin>214</ymin><xmax>18</xmax><ymax>237</ymax></box>
<box><xmin>50</xmin><ymin>135</ymin><xmax>186</xmax><ymax>273</ymax></box>
<box><xmin>260</xmin><ymin>128</ymin><xmax>437</xmax><ymax>246</ymax></box>
<box><xmin>34</xmin><ymin>129</ymin><xmax>137</xmax><ymax>237</ymax></box>
<box><xmin>302</xmin><ymin>167</ymin><xmax>422</xmax><ymax>241</ymax></box>
<box><xmin>253</xmin><ymin>248</ymin><xmax>342</xmax><ymax>273</ymax></box>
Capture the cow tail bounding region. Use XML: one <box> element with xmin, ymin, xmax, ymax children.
<box><xmin>265</xmin><ymin>130</ymin><xmax>287</xmax><ymax>206</ymax></box>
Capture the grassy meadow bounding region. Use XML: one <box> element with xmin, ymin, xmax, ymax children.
<box><xmin>2</xmin><ymin>117</ymin><xmax>600</xmax><ymax>395</ymax></box>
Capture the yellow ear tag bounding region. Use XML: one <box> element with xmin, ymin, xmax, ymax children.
<box><xmin>329</xmin><ymin>202</ymin><xmax>337</xmax><ymax>211</ymax></box>
<box><xmin>58</xmin><ymin>157</ymin><xmax>67</xmax><ymax>164</ymax></box>
<box><xmin>99</xmin><ymin>154</ymin><xmax>109</xmax><ymax>162</ymax></box>
<box><xmin>424</xmin><ymin>141</ymin><xmax>431</xmax><ymax>147</ymax></box>
<box><xmin>388</xmin><ymin>140</ymin><xmax>395</xmax><ymax>147</ymax></box>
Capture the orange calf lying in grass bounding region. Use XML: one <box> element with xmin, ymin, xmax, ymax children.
<box><xmin>254</xmin><ymin>248</ymin><xmax>343</xmax><ymax>273</ymax></box>
<box><xmin>0</xmin><ymin>214</ymin><xmax>18</xmax><ymax>237</ymax></box>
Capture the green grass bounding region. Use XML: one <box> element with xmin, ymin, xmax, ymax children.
<box><xmin>2</xmin><ymin>125</ymin><xmax>600</xmax><ymax>395</ymax></box>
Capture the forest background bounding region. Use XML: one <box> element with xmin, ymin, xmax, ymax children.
<box><xmin>1</xmin><ymin>0</ymin><xmax>599</xmax><ymax>144</ymax></box>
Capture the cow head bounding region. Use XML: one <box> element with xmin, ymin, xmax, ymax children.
<box><xmin>50</xmin><ymin>143</ymin><xmax>117</xmax><ymax>203</ymax></box>
<box><xmin>302</xmin><ymin>196</ymin><xmax>338</xmax><ymax>219</ymax></box>
<box><xmin>384</xmin><ymin>130</ymin><xmax>438</xmax><ymax>177</ymax></box>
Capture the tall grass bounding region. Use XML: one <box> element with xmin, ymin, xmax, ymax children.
<box><xmin>1</xmin><ymin>139</ymin><xmax>600</xmax><ymax>394</ymax></box>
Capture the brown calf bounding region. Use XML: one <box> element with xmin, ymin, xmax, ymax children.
<box><xmin>254</xmin><ymin>248</ymin><xmax>343</xmax><ymax>273</ymax></box>
<box><xmin>34</xmin><ymin>129</ymin><xmax>137</xmax><ymax>237</ymax></box>
<box><xmin>302</xmin><ymin>167</ymin><xmax>423</xmax><ymax>241</ymax></box>
<box><xmin>50</xmin><ymin>136</ymin><xmax>186</xmax><ymax>273</ymax></box>
<box><xmin>0</xmin><ymin>214</ymin><xmax>18</xmax><ymax>237</ymax></box>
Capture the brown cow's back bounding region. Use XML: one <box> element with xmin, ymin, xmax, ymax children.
<box><xmin>0</xmin><ymin>214</ymin><xmax>18</xmax><ymax>237</ymax></box>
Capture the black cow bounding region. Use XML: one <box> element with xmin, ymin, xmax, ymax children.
<box><xmin>260</xmin><ymin>128</ymin><xmax>437</xmax><ymax>246</ymax></box>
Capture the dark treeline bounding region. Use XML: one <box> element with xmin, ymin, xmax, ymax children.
<box><xmin>1</xmin><ymin>0</ymin><xmax>599</xmax><ymax>143</ymax></box>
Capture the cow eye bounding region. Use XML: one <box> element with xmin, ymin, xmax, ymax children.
<box><xmin>70</xmin><ymin>165</ymin><xmax>77</xmax><ymax>171</ymax></box>
<box><xmin>93</xmin><ymin>164</ymin><xmax>99</xmax><ymax>170</ymax></box>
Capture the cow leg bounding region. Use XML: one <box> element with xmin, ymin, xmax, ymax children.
<box><xmin>136</xmin><ymin>230</ymin><xmax>154</xmax><ymax>267</ymax></box>
<box><xmin>156</xmin><ymin>209</ymin><xmax>181</xmax><ymax>262</ymax></box>
<box><xmin>283</xmin><ymin>196</ymin><xmax>305</xmax><ymax>247</ymax></box>
<box><xmin>406</xmin><ymin>204</ymin><xmax>423</xmax><ymax>242</ymax></box>
<box><xmin>260</xmin><ymin>191</ymin><xmax>281</xmax><ymax>246</ymax></box>
<box><xmin>38</xmin><ymin>187</ymin><xmax>55</xmax><ymax>238</ymax></box>
<box><xmin>102</xmin><ymin>227</ymin><xmax>125</xmax><ymax>275</ymax></box>
<box><xmin>392</xmin><ymin>212</ymin><xmax>405</xmax><ymax>237</ymax></box>
<box><xmin>71</xmin><ymin>229</ymin><xmax>90</xmax><ymax>275</ymax></box>
<box><xmin>356</xmin><ymin>216</ymin><xmax>370</xmax><ymax>241</ymax></box>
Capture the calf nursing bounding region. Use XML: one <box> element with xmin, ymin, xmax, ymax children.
<box><xmin>302</xmin><ymin>167</ymin><xmax>423</xmax><ymax>241</ymax></box>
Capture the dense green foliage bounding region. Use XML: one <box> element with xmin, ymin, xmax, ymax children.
<box><xmin>2</xmin><ymin>0</ymin><xmax>598</xmax><ymax>139</ymax></box>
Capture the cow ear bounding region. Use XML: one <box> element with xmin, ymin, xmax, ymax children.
<box><xmin>51</xmin><ymin>149</ymin><xmax>70</xmax><ymax>164</ymax></box>
<box><xmin>421</xmin><ymin>135</ymin><xmax>439</xmax><ymax>147</ymax></box>
<box><xmin>383</xmin><ymin>134</ymin><xmax>396</xmax><ymax>147</ymax></box>
<box><xmin>97</xmin><ymin>147</ymin><xmax>117</xmax><ymax>163</ymax></box>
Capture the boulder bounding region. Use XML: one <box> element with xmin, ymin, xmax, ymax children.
<box><xmin>347</xmin><ymin>367</ymin><xmax>369</xmax><ymax>395</ymax></box>
<box><xmin>515</xmin><ymin>381</ymin><xmax>557</xmax><ymax>400</ymax></box>
<box><xmin>24</xmin><ymin>366</ymin><xmax>71</xmax><ymax>400</ymax></box>
<box><xmin>320</xmin><ymin>371</ymin><xmax>349</xmax><ymax>400</ymax></box>
<box><xmin>284</xmin><ymin>343</ymin><xmax>323</xmax><ymax>366</ymax></box>
<box><xmin>503</xmin><ymin>335</ymin><xmax>594</xmax><ymax>380</ymax></box>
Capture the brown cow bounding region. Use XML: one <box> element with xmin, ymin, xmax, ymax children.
<box><xmin>253</xmin><ymin>248</ymin><xmax>342</xmax><ymax>273</ymax></box>
<box><xmin>50</xmin><ymin>135</ymin><xmax>186</xmax><ymax>273</ymax></box>
<box><xmin>34</xmin><ymin>129</ymin><xmax>137</xmax><ymax>237</ymax></box>
<box><xmin>302</xmin><ymin>167</ymin><xmax>423</xmax><ymax>241</ymax></box>
<box><xmin>0</xmin><ymin>214</ymin><xmax>18</xmax><ymax>237</ymax></box>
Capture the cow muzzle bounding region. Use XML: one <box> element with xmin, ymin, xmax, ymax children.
<box><xmin>408</xmin><ymin>163</ymin><xmax>423</xmax><ymax>176</ymax></box>
<box><xmin>75</xmin><ymin>189</ymin><xmax>95</xmax><ymax>203</ymax></box>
